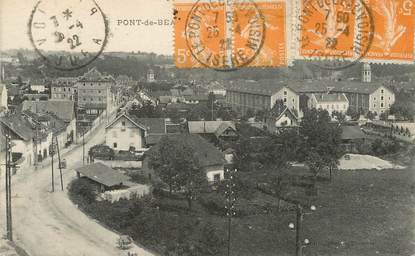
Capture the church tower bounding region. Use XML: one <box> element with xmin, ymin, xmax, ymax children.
<box><xmin>362</xmin><ymin>63</ymin><xmax>371</xmax><ymax>83</ymax></box>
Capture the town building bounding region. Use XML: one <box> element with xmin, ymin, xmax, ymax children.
<box><xmin>265</xmin><ymin>103</ymin><xmax>299</xmax><ymax>134</ymax></box>
<box><xmin>187</xmin><ymin>121</ymin><xmax>238</xmax><ymax>141</ymax></box>
<box><xmin>225</xmin><ymin>80</ymin><xmax>300</xmax><ymax>116</ymax></box>
<box><xmin>74</xmin><ymin>163</ymin><xmax>131</xmax><ymax>192</ymax></box>
<box><xmin>21</xmin><ymin>100</ymin><xmax>77</xmax><ymax>143</ymax></box>
<box><xmin>341</xmin><ymin>125</ymin><xmax>367</xmax><ymax>153</ymax></box>
<box><xmin>147</xmin><ymin>68</ymin><xmax>155</xmax><ymax>83</ymax></box>
<box><xmin>142</xmin><ymin>134</ymin><xmax>226</xmax><ymax>183</ymax></box>
<box><xmin>284</xmin><ymin>80</ymin><xmax>394</xmax><ymax>117</ymax></box>
<box><xmin>105</xmin><ymin>113</ymin><xmax>166</xmax><ymax>151</ymax></box>
<box><xmin>0</xmin><ymin>84</ymin><xmax>8</xmax><ymax>112</ymax></box>
<box><xmin>30</xmin><ymin>84</ymin><xmax>47</xmax><ymax>93</ymax></box>
<box><xmin>51</xmin><ymin>77</ymin><xmax>78</xmax><ymax>101</ymax></box>
<box><xmin>76</xmin><ymin>68</ymin><xmax>115</xmax><ymax>115</ymax></box>
<box><xmin>308</xmin><ymin>93</ymin><xmax>349</xmax><ymax>116</ymax></box>
<box><xmin>0</xmin><ymin>115</ymin><xmax>36</xmax><ymax>168</ymax></box>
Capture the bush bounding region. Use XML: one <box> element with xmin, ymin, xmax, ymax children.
<box><xmin>69</xmin><ymin>178</ymin><xmax>97</xmax><ymax>203</ymax></box>
<box><xmin>198</xmin><ymin>192</ymin><xmax>226</xmax><ymax>216</ymax></box>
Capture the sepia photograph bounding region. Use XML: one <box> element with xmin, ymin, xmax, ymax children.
<box><xmin>0</xmin><ymin>0</ymin><xmax>415</xmax><ymax>255</ymax></box>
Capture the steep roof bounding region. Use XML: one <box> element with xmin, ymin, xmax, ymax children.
<box><xmin>75</xmin><ymin>163</ymin><xmax>130</xmax><ymax>187</ymax></box>
<box><xmin>146</xmin><ymin>134</ymin><xmax>225</xmax><ymax>167</ymax></box>
<box><xmin>341</xmin><ymin>125</ymin><xmax>367</xmax><ymax>140</ymax></box>
<box><xmin>78</xmin><ymin>67</ymin><xmax>114</xmax><ymax>82</ymax></box>
<box><xmin>225</xmin><ymin>80</ymin><xmax>286</xmax><ymax>96</ymax></box>
<box><xmin>106</xmin><ymin>113</ymin><xmax>166</xmax><ymax>134</ymax></box>
<box><xmin>312</xmin><ymin>93</ymin><xmax>348</xmax><ymax>103</ymax></box>
<box><xmin>22</xmin><ymin>100</ymin><xmax>75</xmax><ymax>122</ymax></box>
<box><xmin>188</xmin><ymin>121</ymin><xmax>236</xmax><ymax>134</ymax></box>
<box><xmin>0</xmin><ymin>115</ymin><xmax>35</xmax><ymax>141</ymax></box>
<box><xmin>134</xmin><ymin>117</ymin><xmax>166</xmax><ymax>134</ymax></box>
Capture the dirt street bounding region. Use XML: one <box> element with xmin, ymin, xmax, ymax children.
<box><xmin>0</xmin><ymin>119</ymin><xmax>154</xmax><ymax>256</ymax></box>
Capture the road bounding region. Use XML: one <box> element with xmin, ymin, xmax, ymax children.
<box><xmin>0</xmin><ymin>117</ymin><xmax>154</xmax><ymax>256</ymax></box>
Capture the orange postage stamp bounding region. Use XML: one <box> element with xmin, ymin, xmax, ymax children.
<box><xmin>363</xmin><ymin>0</ymin><xmax>415</xmax><ymax>63</ymax></box>
<box><xmin>293</xmin><ymin>0</ymin><xmax>375</xmax><ymax>69</ymax></box>
<box><xmin>174</xmin><ymin>0</ymin><xmax>287</xmax><ymax>70</ymax></box>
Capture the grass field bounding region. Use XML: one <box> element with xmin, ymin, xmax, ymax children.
<box><xmin>227</xmin><ymin>168</ymin><xmax>415</xmax><ymax>256</ymax></box>
<box><xmin>70</xmin><ymin>166</ymin><xmax>415</xmax><ymax>256</ymax></box>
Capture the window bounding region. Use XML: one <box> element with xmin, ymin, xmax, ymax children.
<box><xmin>374</xmin><ymin>104</ymin><xmax>376</xmax><ymax>107</ymax></box>
<box><xmin>292</xmin><ymin>98</ymin><xmax>295</xmax><ymax>102</ymax></box>
<box><xmin>90</xmin><ymin>98</ymin><xmax>93</xmax><ymax>101</ymax></box>
<box><xmin>284</xmin><ymin>98</ymin><xmax>287</xmax><ymax>103</ymax></box>
<box><xmin>381</xmin><ymin>89</ymin><xmax>384</xmax><ymax>93</ymax></box>
<box><xmin>213</xmin><ymin>173</ymin><xmax>221</xmax><ymax>183</ymax></box>
<box><xmin>381</xmin><ymin>103</ymin><xmax>384</xmax><ymax>108</ymax></box>
<box><xmin>381</xmin><ymin>96</ymin><xmax>384</xmax><ymax>100</ymax></box>
<box><xmin>374</xmin><ymin>97</ymin><xmax>376</xmax><ymax>100</ymax></box>
<box><xmin>122</xmin><ymin>121</ymin><xmax>126</xmax><ymax>126</ymax></box>
<box><xmin>83</xmin><ymin>83</ymin><xmax>85</xmax><ymax>86</ymax></box>
<box><xmin>63</xmin><ymin>88</ymin><xmax>66</xmax><ymax>92</ymax></box>
<box><xmin>284</xmin><ymin>91</ymin><xmax>287</xmax><ymax>95</ymax></box>
<box><xmin>98</xmin><ymin>90</ymin><xmax>101</xmax><ymax>93</ymax></box>
<box><xmin>113</xmin><ymin>142</ymin><xmax>117</xmax><ymax>148</ymax></box>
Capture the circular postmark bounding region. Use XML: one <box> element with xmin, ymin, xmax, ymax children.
<box><xmin>184</xmin><ymin>0</ymin><xmax>266</xmax><ymax>71</ymax></box>
<box><xmin>28</xmin><ymin>0</ymin><xmax>109</xmax><ymax>71</ymax></box>
<box><xmin>295</xmin><ymin>0</ymin><xmax>375</xmax><ymax>70</ymax></box>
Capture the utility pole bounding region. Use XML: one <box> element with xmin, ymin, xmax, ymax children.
<box><xmin>82</xmin><ymin>130</ymin><xmax>85</xmax><ymax>165</ymax></box>
<box><xmin>51</xmin><ymin>141</ymin><xmax>55</xmax><ymax>192</ymax></box>
<box><xmin>224</xmin><ymin>168</ymin><xmax>237</xmax><ymax>256</ymax></box>
<box><xmin>5</xmin><ymin>127</ymin><xmax>13</xmax><ymax>240</ymax></box>
<box><xmin>55</xmin><ymin>137</ymin><xmax>64</xmax><ymax>191</ymax></box>
<box><xmin>296</xmin><ymin>204</ymin><xmax>303</xmax><ymax>256</ymax></box>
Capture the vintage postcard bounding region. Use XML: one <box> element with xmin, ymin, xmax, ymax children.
<box><xmin>0</xmin><ymin>0</ymin><xmax>415</xmax><ymax>256</ymax></box>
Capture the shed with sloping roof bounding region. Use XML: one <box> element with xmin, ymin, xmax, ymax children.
<box><xmin>74</xmin><ymin>162</ymin><xmax>131</xmax><ymax>192</ymax></box>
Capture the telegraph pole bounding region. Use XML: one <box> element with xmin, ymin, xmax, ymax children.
<box><xmin>55</xmin><ymin>137</ymin><xmax>64</xmax><ymax>191</ymax></box>
<box><xmin>224</xmin><ymin>168</ymin><xmax>237</xmax><ymax>256</ymax></box>
<box><xmin>5</xmin><ymin>127</ymin><xmax>13</xmax><ymax>240</ymax></box>
<box><xmin>82</xmin><ymin>130</ymin><xmax>85</xmax><ymax>165</ymax></box>
<box><xmin>51</xmin><ymin>141</ymin><xmax>55</xmax><ymax>192</ymax></box>
<box><xmin>296</xmin><ymin>204</ymin><xmax>303</xmax><ymax>256</ymax></box>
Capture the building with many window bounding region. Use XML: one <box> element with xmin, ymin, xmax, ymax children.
<box><xmin>76</xmin><ymin>68</ymin><xmax>115</xmax><ymax>115</ymax></box>
<box><xmin>51</xmin><ymin>77</ymin><xmax>78</xmax><ymax>101</ymax></box>
<box><xmin>308</xmin><ymin>93</ymin><xmax>349</xmax><ymax>116</ymax></box>
<box><xmin>225</xmin><ymin>80</ymin><xmax>300</xmax><ymax>116</ymax></box>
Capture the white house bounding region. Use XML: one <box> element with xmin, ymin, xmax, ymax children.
<box><xmin>0</xmin><ymin>116</ymin><xmax>35</xmax><ymax>169</ymax></box>
<box><xmin>308</xmin><ymin>93</ymin><xmax>349</xmax><ymax>116</ymax></box>
<box><xmin>265</xmin><ymin>104</ymin><xmax>299</xmax><ymax>134</ymax></box>
<box><xmin>0</xmin><ymin>84</ymin><xmax>7</xmax><ymax>112</ymax></box>
<box><xmin>30</xmin><ymin>84</ymin><xmax>47</xmax><ymax>93</ymax></box>
<box><xmin>105</xmin><ymin>113</ymin><xmax>166</xmax><ymax>151</ymax></box>
<box><xmin>368</xmin><ymin>86</ymin><xmax>395</xmax><ymax>115</ymax></box>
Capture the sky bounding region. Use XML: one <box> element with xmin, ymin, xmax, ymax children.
<box><xmin>0</xmin><ymin>0</ymin><xmax>174</xmax><ymax>55</ymax></box>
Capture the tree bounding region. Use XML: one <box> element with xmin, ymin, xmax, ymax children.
<box><xmin>148</xmin><ymin>136</ymin><xmax>206</xmax><ymax>210</ymax></box>
<box><xmin>346</xmin><ymin>107</ymin><xmax>360</xmax><ymax>120</ymax></box>
<box><xmin>366</xmin><ymin>111</ymin><xmax>375</xmax><ymax>120</ymax></box>
<box><xmin>332</xmin><ymin>110</ymin><xmax>346</xmax><ymax>123</ymax></box>
<box><xmin>186</xmin><ymin>103</ymin><xmax>210</xmax><ymax>121</ymax></box>
<box><xmin>129</xmin><ymin>100</ymin><xmax>163</xmax><ymax>118</ymax></box>
<box><xmin>300</xmin><ymin>109</ymin><xmax>342</xmax><ymax>179</ymax></box>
